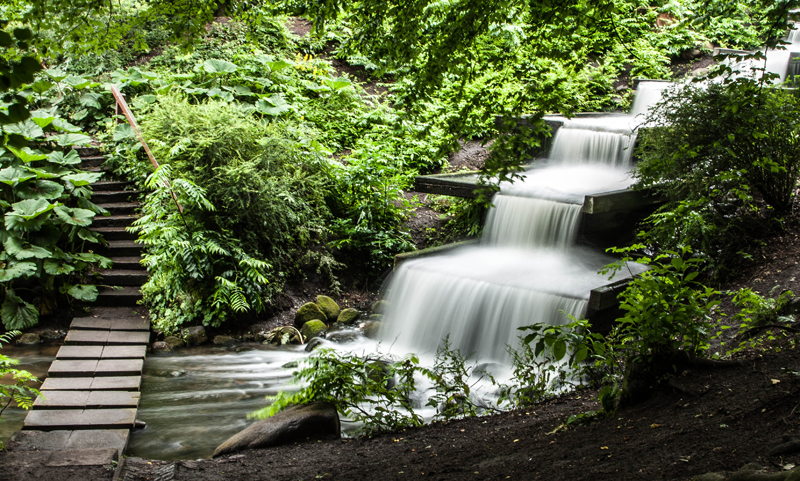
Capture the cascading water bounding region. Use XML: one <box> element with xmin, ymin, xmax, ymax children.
<box><xmin>122</xmin><ymin>83</ymin><xmax>665</xmax><ymax>460</ymax></box>
<box><xmin>377</xmin><ymin>84</ymin><xmax>664</xmax><ymax>365</ymax></box>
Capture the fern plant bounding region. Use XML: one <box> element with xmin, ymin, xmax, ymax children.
<box><xmin>131</xmin><ymin>165</ymin><xmax>272</xmax><ymax>330</ymax></box>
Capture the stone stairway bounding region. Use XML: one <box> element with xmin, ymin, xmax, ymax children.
<box><xmin>8</xmin><ymin>152</ymin><xmax>150</xmax><ymax>468</ymax></box>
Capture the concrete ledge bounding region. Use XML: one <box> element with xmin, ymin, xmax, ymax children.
<box><xmin>0</xmin><ymin>448</ymin><xmax>119</xmax><ymax>467</ymax></box>
<box><xmin>393</xmin><ymin>240</ymin><xmax>478</xmax><ymax>268</ymax></box>
<box><xmin>23</xmin><ymin>408</ymin><xmax>137</xmax><ymax>430</ymax></box>
<box><xmin>41</xmin><ymin>376</ymin><xmax>142</xmax><ymax>391</ymax></box>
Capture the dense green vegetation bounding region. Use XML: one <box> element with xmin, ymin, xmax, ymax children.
<box><xmin>2</xmin><ymin>0</ymin><xmax>800</xmax><ymax>436</ymax></box>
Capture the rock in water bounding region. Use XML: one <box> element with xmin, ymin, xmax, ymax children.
<box><xmin>315</xmin><ymin>295</ymin><xmax>340</xmax><ymax>322</ymax></box>
<box><xmin>336</xmin><ymin>308</ymin><xmax>360</xmax><ymax>324</ymax></box>
<box><xmin>183</xmin><ymin>326</ymin><xmax>207</xmax><ymax>346</ymax></box>
<box><xmin>371</xmin><ymin>300</ymin><xmax>389</xmax><ymax>314</ymax></box>
<box><xmin>294</xmin><ymin>303</ymin><xmax>326</xmax><ymax>329</ymax></box>
<box><xmin>16</xmin><ymin>333</ymin><xmax>41</xmax><ymax>345</ymax></box>
<box><xmin>213</xmin><ymin>335</ymin><xmax>235</xmax><ymax>345</ymax></box>
<box><xmin>164</xmin><ymin>336</ymin><xmax>184</xmax><ymax>350</ymax></box>
<box><xmin>363</xmin><ymin>321</ymin><xmax>382</xmax><ymax>339</ymax></box>
<box><xmin>301</xmin><ymin>320</ymin><xmax>327</xmax><ymax>340</ymax></box>
<box><xmin>213</xmin><ymin>402</ymin><xmax>340</xmax><ymax>457</ymax></box>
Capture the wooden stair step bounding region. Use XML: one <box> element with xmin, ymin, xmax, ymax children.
<box><xmin>23</xmin><ymin>408</ymin><xmax>137</xmax><ymax>430</ymax></box>
<box><xmin>40</xmin><ymin>376</ymin><xmax>141</xmax><ymax>392</ymax></box>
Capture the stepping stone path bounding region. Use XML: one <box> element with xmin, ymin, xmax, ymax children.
<box><xmin>9</xmin><ymin>149</ymin><xmax>150</xmax><ymax>466</ymax></box>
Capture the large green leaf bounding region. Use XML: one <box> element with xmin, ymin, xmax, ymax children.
<box><xmin>322</xmin><ymin>77</ymin><xmax>352</xmax><ymax>91</ymax></box>
<box><xmin>63</xmin><ymin>75</ymin><xmax>94</xmax><ymax>89</ymax></box>
<box><xmin>23</xmin><ymin>165</ymin><xmax>59</xmax><ymax>179</ymax></box>
<box><xmin>207</xmin><ymin>88</ymin><xmax>234</xmax><ymax>102</ymax></box>
<box><xmin>7</xmin><ymin>146</ymin><xmax>47</xmax><ymax>162</ymax></box>
<box><xmin>265</xmin><ymin>60</ymin><xmax>292</xmax><ymax>74</ymax></box>
<box><xmin>203</xmin><ymin>59</ymin><xmax>238</xmax><ymax>74</ymax></box>
<box><xmin>51</xmin><ymin>118</ymin><xmax>82</xmax><ymax>133</ymax></box>
<box><xmin>255</xmin><ymin>94</ymin><xmax>291</xmax><ymax>116</ymax></box>
<box><xmin>131</xmin><ymin>95</ymin><xmax>157</xmax><ymax>110</ymax></box>
<box><xmin>67</xmin><ymin>284</ymin><xmax>98</xmax><ymax>302</ymax></box>
<box><xmin>43</xmin><ymin>259</ymin><xmax>75</xmax><ymax>276</ymax></box>
<box><xmin>16</xmin><ymin>179</ymin><xmax>64</xmax><ymax>200</ymax></box>
<box><xmin>233</xmin><ymin>85</ymin><xmax>253</xmax><ymax>96</ymax></box>
<box><xmin>54</xmin><ymin>206</ymin><xmax>95</xmax><ymax>226</ymax></box>
<box><xmin>113</xmin><ymin>123</ymin><xmax>136</xmax><ymax>141</ymax></box>
<box><xmin>63</xmin><ymin>172</ymin><xmax>102</xmax><ymax>187</ymax></box>
<box><xmin>79</xmin><ymin>92</ymin><xmax>102</xmax><ymax>109</ymax></box>
<box><xmin>4</xmin><ymin>119</ymin><xmax>44</xmax><ymax>139</ymax></box>
<box><xmin>4</xmin><ymin>199</ymin><xmax>57</xmax><ymax>232</ymax></box>
<box><xmin>47</xmin><ymin>150</ymin><xmax>82</xmax><ymax>165</ymax></box>
<box><xmin>0</xmin><ymin>166</ymin><xmax>36</xmax><ymax>186</ymax></box>
<box><xmin>0</xmin><ymin>261</ymin><xmax>37</xmax><ymax>282</ymax></box>
<box><xmin>29</xmin><ymin>79</ymin><xmax>54</xmax><ymax>95</ymax></box>
<box><xmin>3</xmin><ymin>236</ymin><xmax>52</xmax><ymax>259</ymax></box>
<box><xmin>53</xmin><ymin>133</ymin><xmax>92</xmax><ymax>147</ymax></box>
<box><xmin>45</xmin><ymin>68</ymin><xmax>67</xmax><ymax>82</ymax></box>
<box><xmin>1</xmin><ymin>295</ymin><xmax>38</xmax><ymax>330</ymax></box>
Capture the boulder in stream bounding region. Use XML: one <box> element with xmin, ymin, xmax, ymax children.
<box><xmin>16</xmin><ymin>333</ymin><xmax>41</xmax><ymax>345</ymax></box>
<box><xmin>212</xmin><ymin>402</ymin><xmax>340</xmax><ymax>457</ymax></box>
<box><xmin>164</xmin><ymin>336</ymin><xmax>184</xmax><ymax>350</ymax></box>
<box><xmin>183</xmin><ymin>326</ymin><xmax>207</xmax><ymax>346</ymax></box>
<box><xmin>336</xmin><ymin>308</ymin><xmax>360</xmax><ymax>324</ymax></box>
<box><xmin>363</xmin><ymin>321</ymin><xmax>382</xmax><ymax>339</ymax></box>
<box><xmin>300</xmin><ymin>320</ymin><xmax>327</xmax><ymax>340</ymax></box>
<box><xmin>294</xmin><ymin>303</ymin><xmax>326</xmax><ymax>329</ymax></box>
<box><xmin>213</xmin><ymin>335</ymin><xmax>235</xmax><ymax>345</ymax></box>
<box><xmin>371</xmin><ymin>300</ymin><xmax>389</xmax><ymax>314</ymax></box>
<box><xmin>315</xmin><ymin>295</ymin><xmax>340</xmax><ymax>322</ymax></box>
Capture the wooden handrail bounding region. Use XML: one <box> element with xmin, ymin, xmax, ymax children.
<box><xmin>110</xmin><ymin>85</ymin><xmax>183</xmax><ymax>214</ymax></box>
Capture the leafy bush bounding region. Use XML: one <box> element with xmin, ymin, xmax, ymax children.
<box><xmin>633</xmin><ymin>80</ymin><xmax>800</xmax><ymax>278</ymax></box>
<box><xmin>0</xmin><ymin>28</ymin><xmax>111</xmax><ymax>330</ymax></box>
<box><xmin>252</xmin><ymin>348</ymin><xmax>427</xmax><ymax>436</ymax></box>
<box><xmin>0</xmin><ymin>331</ymin><xmax>40</xmax><ymax>449</ymax></box>
<box><xmin>127</xmin><ymin>94</ymin><xmax>338</xmax><ymax>329</ymax></box>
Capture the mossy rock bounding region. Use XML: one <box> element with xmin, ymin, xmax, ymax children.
<box><xmin>213</xmin><ymin>335</ymin><xmax>235</xmax><ymax>345</ymax></box>
<box><xmin>16</xmin><ymin>333</ymin><xmax>41</xmax><ymax>345</ymax></box>
<box><xmin>164</xmin><ymin>336</ymin><xmax>184</xmax><ymax>350</ymax></box>
<box><xmin>336</xmin><ymin>308</ymin><xmax>360</xmax><ymax>324</ymax></box>
<box><xmin>316</xmin><ymin>295</ymin><xmax>340</xmax><ymax>322</ymax></box>
<box><xmin>363</xmin><ymin>321</ymin><xmax>382</xmax><ymax>339</ymax></box>
<box><xmin>294</xmin><ymin>303</ymin><xmax>327</xmax><ymax>329</ymax></box>
<box><xmin>183</xmin><ymin>326</ymin><xmax>207</xmax><ymax>346</ymax></box>
<box><xmin>301</xmin><ymin>320</ymin><xmax>328</xmax><ymax>340</ymax></box>
<box><xmin>371</xmin><ymin>300</ymin><xmax>389</xmax><ymax>314</ymax></box>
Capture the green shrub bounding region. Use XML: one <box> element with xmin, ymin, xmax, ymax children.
<box><xmin>0</xmin><ymin>331</ymin><xmax>40</xmax><ymax>449</ymax></box>
<box><xmin>129</xmin><ymin>94</ymin><xmax>339</xmax><ymax>329</ymax></box>
<box><xmin>633</xmin><ymin>81</ymin><xmax>800</xmax><ymax>278</ymax></box>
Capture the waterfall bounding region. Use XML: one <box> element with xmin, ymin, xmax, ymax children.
<box><xmin>377</xmin><ymin>86</ymin><xmax>664</xmax><ymax>364</ymax></box>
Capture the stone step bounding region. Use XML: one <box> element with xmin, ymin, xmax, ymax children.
<box><xmin>48</xmin><ymin>359</ymin><xmax>144</xmax><ymax>377</ymax></box>
<box><xmin>94</xmin><ymin>201</ymin><xmax>139</xmax><ymax>215</ymax></box>
<box><xmin>96</xmin><ymin>239</ymin><xmax>141</xmax><ymax>257</ymax></box>
<box><xmin>79</xmin><ymin>155</ymin><xmax>107</xmax><ymax>168</ymax></box>
<box><xmin>23</xmin><ymin>408</ymin><xmax>137</xmax><ymax>431</ymax></box>
<box><xmin>94</xmin><ymin>286</ymin><xmax>143</xmax><ymax>307</ymax></box>
<box><xmin>92</xmin><ymin>181</ymin><xmax>133</xmax><ymax>192</ymax></box>
<box><xmin>8</xmin><ymin>429</ymin><xmax>128</xmax><ymax>454</ymax></box>
<box><xmin>56</xmin><ymin>345</ymin><xmax>147</xmax><ymax>360</ymax></box>
<box><xmin>92</xmin><ymin>190</ymin><xmax>141</xmax><ymax>204</ymax></box>
<box><xmin>70</xmin><ymin>317</ymin><xmax>149</xmax><ymax>331</ymax></box>
<box><xmin>109</xmin><ymin>256</ymin><xmax>144</xmax><ymax>270</ymax></box>
<box><xmin>33</xmin><ymin>391</ymin><xmax>140</xmax><ymax>410</ymax></box>
<box><xmin>41</xmin><ymin>376</ymin><xmax>141</xmax><ymax>391</ymax></box>
<box><xmin>83</xmin><ymin>306</ymin><xmax>149</xmax><ymax>319</ymax></box>
<box><xmin>64</xmin><ymin>330</ymin><xmax>150</xmax><ymax>346</ymax></box>
<box><xmin>81</xmin><ymin>165</ymin><xmax>110</xmax><ymax>173</ymax></box>
<box><xmin>0</xmin><ymin>447</ymin><xmax>120</xmax><ymax>467</ymax></box>
<box><xmin>90</xmin><ymin>226</ymin><xmax>137</xmax><ymax>241</ymax></box>
<box><xmin>92</xmin><ymin>214</ymin><xmax>138</xmax><ymax>228</ymax></box>
<box><xmin>97</xmin><ymin>269</ymin><xmax>148</xmax><ymax>286</ymax></box>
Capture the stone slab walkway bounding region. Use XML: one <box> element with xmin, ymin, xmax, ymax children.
<box><xmin>17</xmin><ymin>305</ymin><xmax>150</xmax><ymax>464</ymax></box>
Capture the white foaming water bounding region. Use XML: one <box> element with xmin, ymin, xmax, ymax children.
<box><xmin>379</xmin><ymin>85</ymin><xmax>662</xmax><ymax>365</ymax></box>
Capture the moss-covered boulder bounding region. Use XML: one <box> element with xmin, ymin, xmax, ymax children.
<box><xmin>16</xmin><ymin>333</ymin><xmax>41</xmax><ymax>345</ymax></box>
<box><xmin>316</xmin><ymin>295</ymin><xmax>340</xmax><ymax>322</ymax></box>
<box><xmin>294</xmin><ymin>303</ymin><xmax>327</xmax><ymax>329</ymax></box>
<box><xmin>213</xmin><ymin>335</ymin><xmax>235</xmax><ymax>345</ymax></box>
<box><xmin>301</xmin><ymin>320</ymin><xmax>327</xmax><ymax>340</ymax></box>
<box><xmin>164</xmin><ymin>336</ymin><xmax>184</xmax><ymax>350</ymax></box>
<box><xmin>336</xmin><ymin>308</ymin><xmax>360</xmax><ymax>324</ymax></box>
<box><xmin>371</xmin><ymin>300</ymin><xmax>389</xmax><ymax>314</ymax></box>
<box><xmin>363</xmin><ymin>321</ymin><xmax>382</xmax><ymax>339</ymax></box>
<box><xmin>183</xmin><ymin>326</ymin><xmax>207</xmax><ymax>346</ymax></box>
